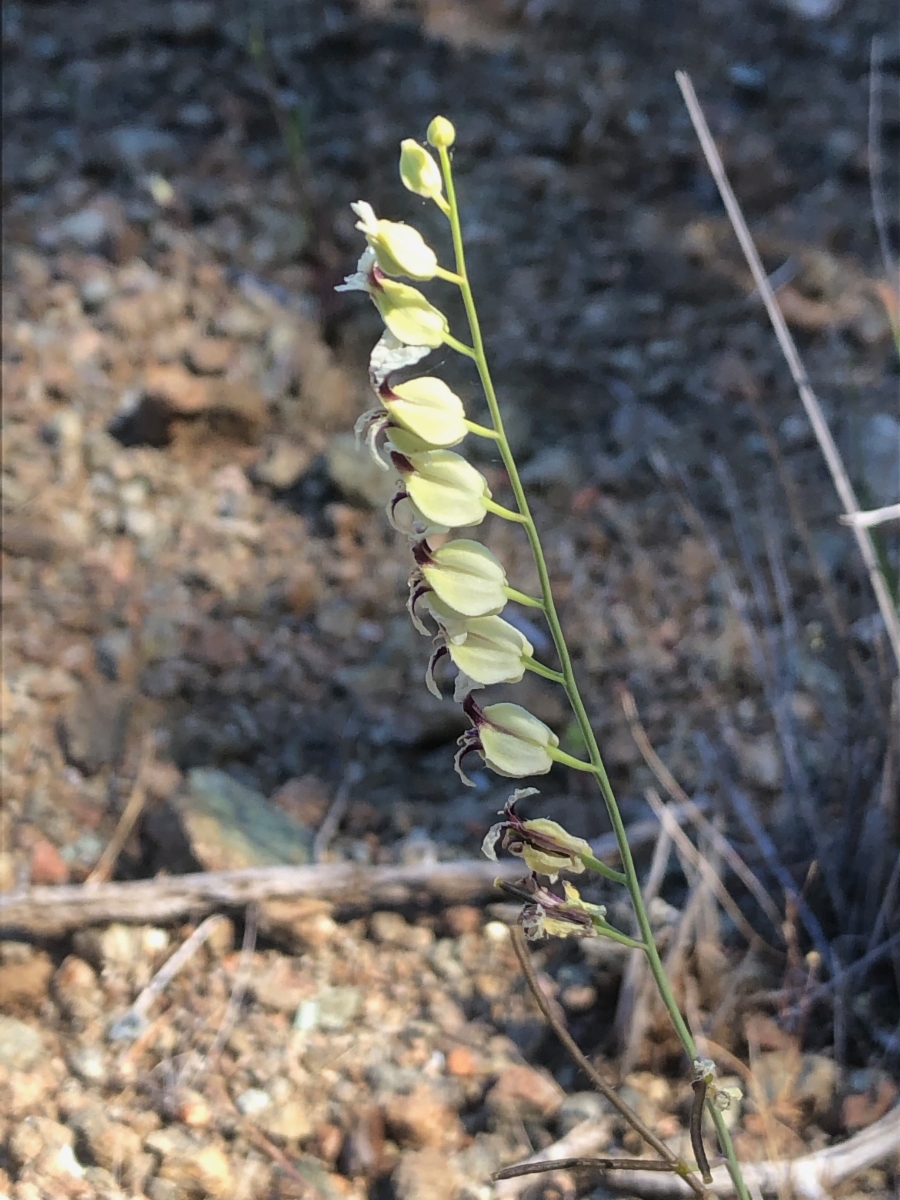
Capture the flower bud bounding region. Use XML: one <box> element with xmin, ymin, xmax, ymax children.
<box><xmin>482</xmin><ymin>792</ymin><xmax>590</xmax><ymax>879</ymax></box>
<box><xmin>381</xmin><ymin>377</ymin><xmax>468</xmax><ymax>447</ymax></box>
<box><xmin>351</xmin><ymin>201</ymin><xmax>438</xmax><ymax>280</ymax></box>
<box><xmin>399</xmin><ymin>139</ymin><xmax>444</xmax><ymax>202</ymax></box>
<box><xmin>455</xmin><ymin>697</ymin><xmax>559</xmax><ymax>784</ymax></box>
<box><xmin>411</xmin><ymin>539</ymin><xmax>508</xmax><ymax>618</ymax></box>
<box><xmin>427</xmin><ymin>116</ymin><xmax>456</xmax><ymax>149</ymax></box>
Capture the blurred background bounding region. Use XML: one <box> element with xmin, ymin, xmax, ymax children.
<box><xmin>2</xmin><ymin>1</ymin><xmax>898</xmax><ymax>1197</ymax></box>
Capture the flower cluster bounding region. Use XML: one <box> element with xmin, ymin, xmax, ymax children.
<box><xmin>337</xmin><ymin>118</ymin><xmax>624</xmax><ymax>944</ymax></box>
<box><xmin>482</xmin><ymin>791</ymin><xmax>624</xmax><ymax>941</ymax></box>
<box><xmin>337</xmin><ymin>116</ymin><xmax>580</xmax><ymax>786</ymax></box>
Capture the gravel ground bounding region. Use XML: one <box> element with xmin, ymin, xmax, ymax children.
<box><xmin>2</xmin><ymin>1</ymin><xmax>898</xmax><ymax>1197</ymax></box>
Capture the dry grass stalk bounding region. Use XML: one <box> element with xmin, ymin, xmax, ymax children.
<box><xmin>110</xmin><ymin>913</ymin><xmax>231</xmax><ymax>1042</ymax></box>
<box><xmin>618</xmin><ymin>684</ymin><xmax>783</xmax><ymax>937</ymax></box>
<box><xmin>643</xmin><ymin>787</ymin><xmax>764</xmax><ymax>954</ymax></box>
<box><xmin>676</xmin><ymin>70</ymin><xmax>900</xmax><ymax>674</ymax></box>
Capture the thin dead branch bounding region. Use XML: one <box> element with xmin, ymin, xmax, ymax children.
<box><xmin>840</xmin><ymin>503</ymin><xmax>900</xmax><ymax>530</ymax></box>
<box><xmin>178</xmin><ymin>906</ymin><xmax>258</xmax><ymax>1090</ymax></box>
<box><xmin>694</xmin><ymin>733</ymin><xmax>835</xmax><ymax>975</ymax></box>
<box><xmin>676</xmin><ymin>70</ymin><xmax>900</xmax><ymax>674</ymax></box>
<box><xmin>110</xmin><ymin>914</ymin><xmax>230</xmax><ymax>1042</ymax></box>
<box><xmin>313</xmin><ymin>761</ymin><xmax>363</xmax><ymax>862</ymax></box>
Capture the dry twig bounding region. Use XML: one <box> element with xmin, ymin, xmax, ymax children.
<box><xmin>109</xmin><ymin>914</ymin><xmax>230</xmax><ymax>1042</ymax></box>
<box><xmin>643</xmin><ymin>787</ymin><xmax>763</xmax><ymax>953</ymax></box>
<box><xmin>0</xmin><ymin>806</ymin><xmax>704</xmax><ymax>936</ymax></box>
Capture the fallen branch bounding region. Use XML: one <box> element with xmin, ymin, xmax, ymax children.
<box><xmin>494</xmin><ymin>1105</ymin><xmax>900</xmax><ymax>1199</ymax></box>
<box><xmin>0</xmin><ymin>805</ymin><xmax>701</xmax><ymax>936</ymax></box>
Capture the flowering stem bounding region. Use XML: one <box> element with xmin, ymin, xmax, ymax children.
<box><xmin>436</xmin><ymin>143</ymin><xmax>750</xmax><ymax>1200</ymax></box>
<box><xmin>549</xmin><ymin>748</ymin><xmax>596</xmax><ymax>773</ymax></box>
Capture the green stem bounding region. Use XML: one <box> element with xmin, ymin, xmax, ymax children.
<box><xmin>593</xmin><ymin>922</ymin><xmax>646</xmax><ymax>951</ymax></box>
<box><xmin>465</xmin><ymin>420</ymin><xmax>500</xmax><ymax>440</ymax></box>
<box><xmin>581</xmin><ymin>852</ymin><xmax>627</xmax><ymax>885</ymax></box>
<box><xmin>504</xmin><ymin>587</ymin><xmax>544</xmax><ymax>609</ymax></box>
<box><xmin>434</xmin><ymin>265</ymin><xmax>465</xmax><ymax>284</ymax></box>
<box><xmin>437</xmin><ymin>143</ymin><xmax>750</xmax><ymax>1200</ymax></box>
<box><xmin>549</xmin><ymin>748</ymin><xmax>596</xmax><ymax>773</ymax></box>
<box><xmin>442</xmin><ymin>333</ymin><xmax>476</xmax><ymax>358</ymax></box>
<box><xmin>523</xmin><ymin>659</ymin><xmax>566</xmax><ymax>685</ymax></box>
<box><xmin>485</xmin><ymin>499</ymin><xmax>528</xmax><ymax>523</ymax></box>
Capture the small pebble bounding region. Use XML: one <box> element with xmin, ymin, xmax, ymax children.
<box><xmin>235</xmin><ymin>1088</ymin><xmax>271</xmax><ymax>1117</ymax></box>
<box><xmin>0</xmin><ymin>1015</ymin><xmax>44</xmax><ymax>1070</ymax></box>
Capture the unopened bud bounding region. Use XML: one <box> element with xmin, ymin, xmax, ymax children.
<box><xmin>427</xmin><ymin>116</ymin><xmax>456</xmax><ymax>149</ymax></box>
<box><xmin>399</xmin><ymin>139</ymin><xmax>444</xmax><ymax>202</ymax></box>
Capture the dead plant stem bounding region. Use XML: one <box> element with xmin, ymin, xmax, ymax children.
<box><xmin>676</xmin><ymin>70</ymin><xmax>900</xmax><ymax>674</ymax></box>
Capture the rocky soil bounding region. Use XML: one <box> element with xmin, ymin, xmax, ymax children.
<box><xmin>1</xmin><ymin>1</ymin><xmax>898</xmax><ymax>1197</ymax></box>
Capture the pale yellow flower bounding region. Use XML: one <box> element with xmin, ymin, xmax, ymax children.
<box><xmin>351</xmin><ymin>201</ymin><xmax>437</xmax><ymax>280</ymax></box>
<box><xmin>456</xmin><ymin>698</ymin><xmax>559</xmax><ymax>784</ymax></box>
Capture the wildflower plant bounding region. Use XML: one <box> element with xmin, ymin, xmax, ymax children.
<box><xmin>338</xmin><ymin>116</ymin><xmax>750</xmax><ymax>1199</ymax></box>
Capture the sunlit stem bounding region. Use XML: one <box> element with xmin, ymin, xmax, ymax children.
<box><xmin>442</xmin><ymin>332</ymin><xmax>476</xmax><ymax>358</ymax></box>
<box><xmin>434</xmin><ymin>265</ymin><xmax>465</xmax><ymax>284</ymax></box>
<box><xmin>436</xmin><ymin>139</ymin><xmax>751</xmax><ymax>1200</ymax></box>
